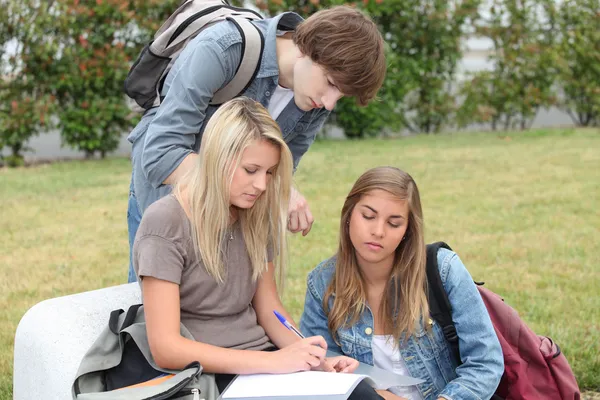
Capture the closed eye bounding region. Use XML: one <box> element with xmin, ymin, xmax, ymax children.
<box><xmin>244</xmin><ymin>168</ymin><xmax>257</xmax><ymax>174</ymax></box>
<box><xmin>362</xmin><ymin>214</ymin><xmax>374</xmax><ymax>220</ymax></box>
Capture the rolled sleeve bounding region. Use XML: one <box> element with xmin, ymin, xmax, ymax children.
<box><xmin>438</xmin><ymin>251</ymin><xmax>504</xmax><ymax>400</ymax></box>
<box><xmin>141</xmin><ymin>39</ymin><xmax>235</xmax><ymax>188</ymax></box>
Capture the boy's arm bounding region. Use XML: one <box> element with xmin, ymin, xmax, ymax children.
<box><xmin>285</xmin><ymin>108</ymin><xmax>329</xmax><ymax>235</ymax></box>
<box><xmin>141</xmin><ymin>38</ymin><xmax>239</xmax><ymax>188</ymax></box>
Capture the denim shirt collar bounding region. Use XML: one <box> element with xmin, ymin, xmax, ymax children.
<box><xmin>253</xmin><ymin>12</ymin><xmax>304</xmax><ymax>80</ymax></box>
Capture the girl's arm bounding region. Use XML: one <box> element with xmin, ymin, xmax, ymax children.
<box><xmin>436</xmin><ymin>250</ymin><xmax>504</xmax><ymax>400</ymax></box>
<box><xmin>299</xmin><ymin>268</ymin><xmax>344</xmax><ymax>354</ymax></box>
<box><xmin>143</xmin><ymin>276</ymin><xmax>327</xmax><ymax>374</ymax></box>
<box><xmin>252</xmin><ymin>262</ymin><xmax>304</xmax><ymax>348</ymax></box>
<box><xmin>253</xmin><ymin>262</ymin><xmax>359</xmax><ymax>373</ymax></box>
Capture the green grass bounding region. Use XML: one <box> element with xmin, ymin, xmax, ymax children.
<box><xmin>1</xmin><ymin>128</ymin><xmax>599</xmax><ymax>397</ymax></box>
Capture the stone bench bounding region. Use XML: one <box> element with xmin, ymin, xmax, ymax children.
<box><xmin>13</xmin><ymin>283</ymin><xmax>141</xmax><ymax>399</ymax></box>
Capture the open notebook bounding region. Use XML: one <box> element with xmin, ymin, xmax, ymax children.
<box><xmin>220</xmin><ymin>371</ymin><xmax>375</xmax><ymax>399</ymax></box>
<box><xmin>219</xmin><ymin>363</ymin><xmax>423</xmax><ymax>400</ymax></box>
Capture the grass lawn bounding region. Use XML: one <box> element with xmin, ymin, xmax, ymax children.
<box><xmin>1</xmin><ymin>128</ymin><xmax>599</xmax><ymax>397</ymax></box>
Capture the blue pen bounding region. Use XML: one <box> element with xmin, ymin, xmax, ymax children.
<box><xmin>273</xmin><ymin>310</ymin><xmax>305</xmax><ymax>339</ymax></box>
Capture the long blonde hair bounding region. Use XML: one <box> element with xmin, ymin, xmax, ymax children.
<box><xmin>324</xmin><ymin>167</ymin><xmax>429</xmax><ymax>346</ymax></box>
<box><xmin>174</xmin><ymin>97</ymin><xmax>293</xmax><ymax>286</ymax></box>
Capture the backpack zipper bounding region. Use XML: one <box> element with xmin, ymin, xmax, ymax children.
<box><xmin>170</xmin><ymin>388</ymin><xmax>202</xmax><ymax>400</ymax></box>
<box><xmin>167</xmin><ymin>5</ymin><xmax>262</xmax><ymax>47</ymax></box>
<box><xmin>143</xmin><ymin>362</ymin><xmax>202</xmax><ymax>400</ymax></box>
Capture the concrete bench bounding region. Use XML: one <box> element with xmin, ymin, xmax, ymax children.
<box><xmin>13</xmin><ymin>283</ymin><xmax>141</xmax><ymax>399</ymax></box>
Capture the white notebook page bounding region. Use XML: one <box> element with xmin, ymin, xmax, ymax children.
<box><xmin>221</xmin><ymin>371</ymin><xmax>372</xmax><ymax>398</ymax></box>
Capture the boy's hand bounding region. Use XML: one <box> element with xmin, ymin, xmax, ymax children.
<box><xmin>288</xmin><ymin>187</ymin><xmax>314</xmax><ymax>236</ymax></box>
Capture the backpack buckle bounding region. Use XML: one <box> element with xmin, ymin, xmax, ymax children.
<box><xmin>442</xmin><ymin>325</ymin><xmax>459</xmax><ymax>343</ymax></box>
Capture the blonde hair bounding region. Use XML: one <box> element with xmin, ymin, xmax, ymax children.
<box><xmin>324</xmin><ymin>167</ymin><xmax>429</xmax><ymax>346</ymax></box>
<box><xmin>174</xmin><ymin>97</ymin><xmax>293</xmax><ymax>286</ymax></box>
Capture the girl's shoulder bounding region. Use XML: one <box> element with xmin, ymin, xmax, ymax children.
<box><xmin>435</xmin><ymin>247</ymin><xmax>458</xmax><ymax>274</ymax></box>
<box><xmin>306</xmin><ymin>255</ymin><xmax>337</xmax><ymax>295</ymax></box>
<box><xmin>434</xmin><ymin>246</ymin><xmax>475</xmax><ymax>293</ymax></box>
<box><xmin>137</xmin><ymin>195</ymin><xmax>190</xmax><ymax>243</ymax></box>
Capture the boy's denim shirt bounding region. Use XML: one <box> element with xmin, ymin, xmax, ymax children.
<box><xmin>127</xmin><ymin>13</ymin><xmax>329</xmax><ymax>213</ymax></box>
<box><xmin>300</xmin><ymin>248</ymin><xmax>504</xmax><ymax>400</ymax></box>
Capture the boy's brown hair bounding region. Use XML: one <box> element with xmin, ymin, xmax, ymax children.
<box><xmin>294</xmin><ymin>6</ymin><xmax>386</xmax><ymax>106</ymax></box>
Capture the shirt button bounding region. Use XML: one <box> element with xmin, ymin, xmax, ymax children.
<box><xmin>365</xmin><ymin>327</ymin><xmax>373</xmax><ymax>335</ymax></box>
<box><xmin>265</xmin><ymin>91</ymin><xmax>271</xmax><ymax>97</ymax></box>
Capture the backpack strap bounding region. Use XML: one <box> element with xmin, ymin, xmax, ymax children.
<box><xmin>210</xmin><ymin>16</ymin><xmax>264</xmax><ymax>105</ymax></box>
<box><xmin>108</xmin><ymin>304</ymin><xmax>143</xmax><ymax>334</ymax></box>
<box><xmin>277</xmin><ymin>12</ymin><xmax>304</xmax><ymax>31</ymax></box>
<box><xmin>121</xmin><ymin>303</ymin><xmax>144</xmax><ymax>331</ymax></box>
<box><xmin>426</xmin><ymin>242</ymin><xmax>462</xmax><ymax>365</ymax></box>
<box><xmin>108</xmin><ymin>308</ymin><xmax>125</xmax><ymax>335</ymax></box>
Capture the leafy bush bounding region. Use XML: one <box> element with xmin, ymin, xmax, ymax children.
<box><xmin>457</xmin><ymin>0</ymin><xmax>558</xmax><ymax>130</ymax></box>
<box><xmin>0</xmin><ymin>0</ymin><xmax>57</xmax><ymax>165</ymax></box>
<box><xmin>555</xmin><ymin>0</ymin><xmax>600</xmax><ymax>127</ymax></box>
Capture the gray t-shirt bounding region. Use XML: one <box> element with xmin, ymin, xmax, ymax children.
<box><xmin>133</xmin><ymin>195</ymin><xmax>273</xmax><ymax>351</ymax></box>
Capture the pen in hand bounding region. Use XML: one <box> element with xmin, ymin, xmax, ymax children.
<box><xmin>273</xmin><ymin>310</ymin><xmax>305</xmax><ymax>338</ymax></box>
<box><xmin>273</xmin><ymin>310</ymin><xmax>343</xmax><ymax>373</ymax></box>
<box><xmin>273</xmin><ymin>310</ymin><xmax>356</xmax><ymax>372</ymax></box>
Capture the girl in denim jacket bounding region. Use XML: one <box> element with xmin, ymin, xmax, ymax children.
<box><xmin>300</xmin><ymin>167</ymin><xmax>504</xmax><ymax>400</ymax></box>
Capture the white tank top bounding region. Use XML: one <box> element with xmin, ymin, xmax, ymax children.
<box><xmin>371</xmin><ymin>335</ymin><xmax>424</xmax><ymax>400</ymax></box>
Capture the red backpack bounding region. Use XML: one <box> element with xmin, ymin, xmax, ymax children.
<box><xmin>426</xmin><ymin>242</ymin><xmax>581</xmax><ymax>400</ymax></box>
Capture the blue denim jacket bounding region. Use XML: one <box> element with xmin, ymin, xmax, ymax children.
<box><xmin>127</xmin><ymin>13</ymin><xmax>330</xmax><ymax>212</ymax></box>
<box><xmin>300</xmin><ymin>248</ymin><xmax>504</xmax><ymax>400</ymax></box>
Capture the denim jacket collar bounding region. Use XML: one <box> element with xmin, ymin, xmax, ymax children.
<box><xmin>253</xmin><ymin>12</ymin><xmax>304</xmax><ymax>80</ymax></box>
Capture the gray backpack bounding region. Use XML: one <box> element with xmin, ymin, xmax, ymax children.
<box><xmin>72</xmin><ymin>304</ymin><xmax>219</xmax><ymax>400</ymax></box>
<box><xmin>124</xmin><ymin>0</ymin><xmax>264</xmax><ymax>112</ymax></box>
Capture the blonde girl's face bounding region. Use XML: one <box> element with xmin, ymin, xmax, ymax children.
<box><xmin>229</xmin><ymin>139</ymin><xmax>280</xmax><ymax>210</ymax></box>
<box><xmin>349</xmin><ymin>189</ymin><xmax>409</xmax><ymax>271</ymax></box>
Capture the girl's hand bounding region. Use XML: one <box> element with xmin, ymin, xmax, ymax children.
<box><xmin>268</xmin><ymin>336</ymin><xmax>327</xmax><ymax>373</ymax></box>
<box><xmin>324</xmin><ymin>356</ymin><xmax>360</xmax><ymax>373</ymax></box>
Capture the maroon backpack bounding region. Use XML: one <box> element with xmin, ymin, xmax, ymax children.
<box><xmin>426</xmin><ymin>242</ymin><xmax>581</xmax><ymax>400</ymax></box>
